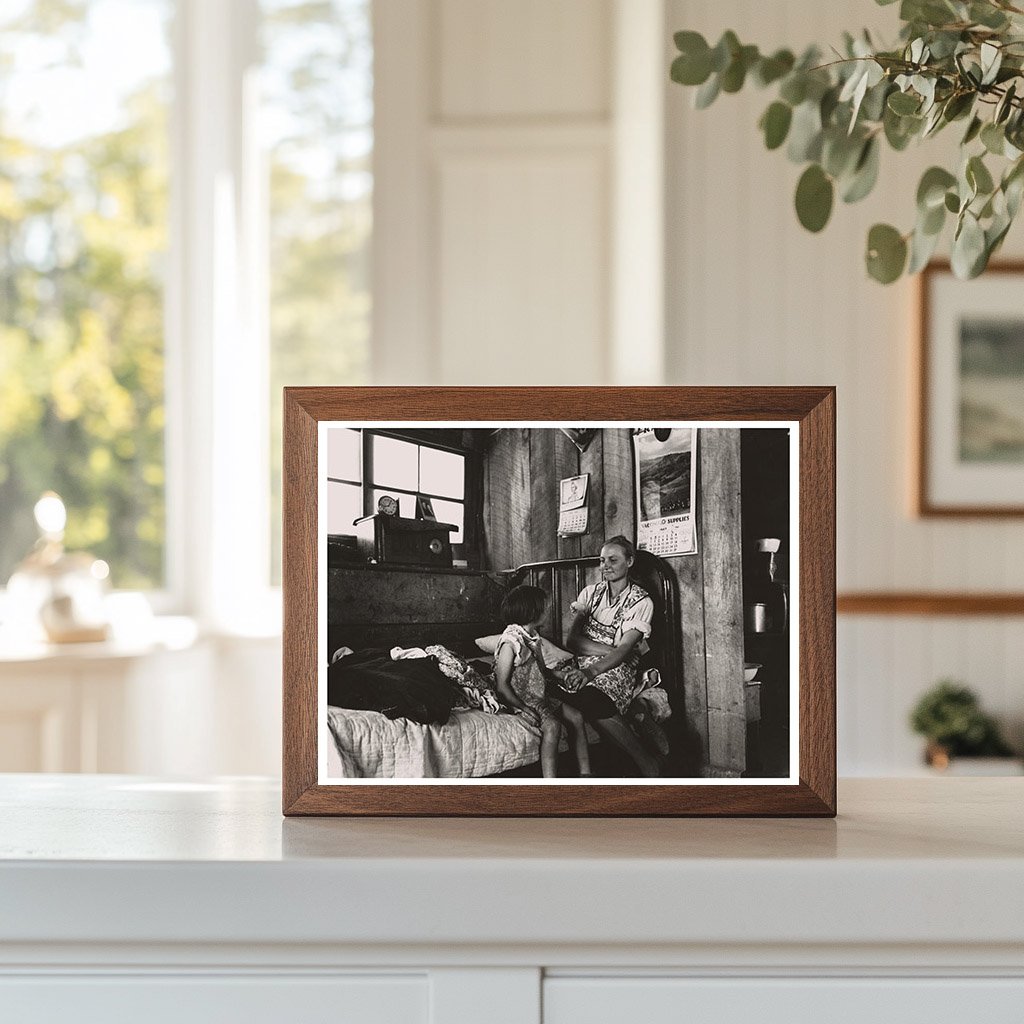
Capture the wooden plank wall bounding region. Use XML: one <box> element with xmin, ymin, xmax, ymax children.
<box><xmin>482</xmin><ymin>428</ymin><xmax>746</xmax><ymax>775</ymax></box>
<box><xmin>326</xmin><ymin>567</ymin><xmax>505</xmax><ymax>656</ymax></box>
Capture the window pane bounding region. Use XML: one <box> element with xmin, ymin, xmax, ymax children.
<box><xmin>0</xmin><ymin>0</ymin><xmax>172</xmax><ymax>589</ymax></box>
<box><xmin>327</xmin><ymin>481</ymin><xmax>361</xmax><ymax>535</ymax></box>
<box><xmin>372</xmin><ymin>489</ymin><xmax>415</xmax><ymax>519</ymax></box>
<box><xmin>326</xmin><ymin>427</ymin><xmax>360</xmax><ymax>482</ymax></box>
<box><xmin>263</xmin><ymin>0</ymin><xmax>373</xmax><ymax>582</ymax></box>
<box><xmin>420</xmin><ymin>447</ymin><xmax>464</xmax><ymax>499</ymax></box>
<box><xmin>431</xmin><ymin>499</ymin><xmax>464</xmax><ymax>544</ymax></box>
<box><xmin>372</xmin><ymin>436</ymin><xmax>418</xmax><ymax>491</ymax></box>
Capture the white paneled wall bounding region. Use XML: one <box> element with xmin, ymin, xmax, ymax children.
<box><xmin>371</xmin><ymin>0</ymin><xmax>1024</xmax><ymax>774</ymax></box>
<box><xmin>373</xmin><ymin>0</ymin><xmax>642</xmax><ymax>386</ymax></box>
<box><xmin>666</xmin><ymin>0</ymin><xmax>1024</xmax><ymax>773</ymax></box>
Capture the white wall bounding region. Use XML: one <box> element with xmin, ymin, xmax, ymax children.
<box><xmin>372</xmin><ymin>0</ymin><xmax>1024</xmax><ymax>775</ymax></box>
<box><xmin>664</xmin><ymin>0</ymin><xmax>1024</xmax><ymax>772</ymax></box>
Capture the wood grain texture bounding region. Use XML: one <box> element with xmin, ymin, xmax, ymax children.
<box><xmin>602</xmin><ymin>428</ymin><xmax>635</xmax><ymax>539</ymax></box>
<box><xmin>579</xmin><ymin>430</ymin><xmax>605</xmax><ymax>556</ymax></box>
<box><xmin>528</xmin><ymin>429</ymin><xmax>558</xmax><ymax>564</ymax></box>
<box><xmin>799</xmin><ymin>389</ymin><xmax>837</xmax><ymax>813</ymax></box>
<box><xmin>282</xmin><ymin>387</ymin><xmax>836</xmax><ymax>817</ymax></box>
<box><xmin>837</xmin><ymin>592</ymin><xmax>1024</xmax><ymax>616</ymax></box>
<box><xmin>699</xmin><ymin>429</ymin><xmax>746</xmax><ymax>776</ymax></box>
<box><xmin>282</xmin><ymin>391</ymin><xmax>319</xmax><ymax>813</ymax></box>
<box><xmin>554</xmin><ymin>429</ymin><xmax>581</xmax><ymax>561</ymax></box>
<box><xmin>327</xmin><ymin>568</ymin><xmax>503</xmax><ymax>625</ymax></box>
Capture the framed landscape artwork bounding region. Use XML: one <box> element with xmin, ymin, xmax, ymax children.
<box><xmin>282</xmin><ymin>387</ymin><xmax>836</xmax><ymax>817</ymax></box>
<box><xmin>918</xmin><ymin>262</ymin><xmax>1024</xmax><ymax>517</ymax></box>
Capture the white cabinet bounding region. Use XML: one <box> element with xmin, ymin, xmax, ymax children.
<box><xmin>0</xmin><ymin>975</ymin><xmax>428</xmax><ymax>1024</ymax></box>
<box><xmin>544</xmin><ymin>977</ymin><xmax>1024</xmax><ymax>1024</ymax></box>
<box><xmin>1</xmin><ymin>777</ymin><xmax>1022</xmax><ymax>1024</ymax></box>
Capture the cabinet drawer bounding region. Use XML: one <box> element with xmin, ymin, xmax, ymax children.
<box><xmin>544</xmin><ymin>977</ymin><xmax>1024</xmax><ymax>1024</ymax></box>
<box><xmin>0</xmin><ymin>974</ymin><xmax>426</xmax><ymax>1024</ymax></box>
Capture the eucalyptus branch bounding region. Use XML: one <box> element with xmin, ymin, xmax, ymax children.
<box><xmin>670</xmin><ymin>2</ymin><xmax>1024</xmax><ymax>283</ymax></box>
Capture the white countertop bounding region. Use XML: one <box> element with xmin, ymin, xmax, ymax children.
<box><xmin>1</xmin><ymin>775</ymin><xmax>1022</xmax><ymax>954</ymax></box>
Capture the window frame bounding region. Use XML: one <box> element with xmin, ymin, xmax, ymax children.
<box><xmin>326</xmin><ymin>429</ymin><xmax>468</xmax><ymax>542</ymax></box>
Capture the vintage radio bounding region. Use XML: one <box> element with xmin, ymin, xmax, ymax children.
<box><xmin>353</xmin><ymin>514</ymin><xmax>457</xmax><ymax>567</ymax></box>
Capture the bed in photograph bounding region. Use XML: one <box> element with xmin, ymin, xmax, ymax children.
<box><xmin>324</xmin><ymin>552</ymin><xmax>682</xmax><ymax>779</ymax></box>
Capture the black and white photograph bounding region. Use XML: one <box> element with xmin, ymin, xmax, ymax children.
<box><xmin>318</xmin><ymin>422</ymin><xmax>797</xmax><ymax>783</ymax></box>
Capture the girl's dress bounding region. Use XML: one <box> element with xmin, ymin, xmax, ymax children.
<box><xmin>494</xmin><ymin>624</ymin><xmax>561</xmax><ymax>727</ymax></box>
<box><xmin>562</xmin><ymin>579</ymin><xmax>654</xmax><ymax>714</ymax></box>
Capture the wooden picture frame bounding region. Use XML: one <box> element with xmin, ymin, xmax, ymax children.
<box><xmin>917</xmin><ymin>261</ymin><xmax>1024</xmax><ymax>517</ymax></box>
<box><xmin>283</xmin><ymin>387</ymin><xmax>836</xmax><ymax>816</ymax></box>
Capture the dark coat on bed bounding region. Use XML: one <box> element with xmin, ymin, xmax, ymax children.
<box><xmin>327</xmin><ymin>650</ymin><xmax>462</xmax><ymax>724</ymax></box>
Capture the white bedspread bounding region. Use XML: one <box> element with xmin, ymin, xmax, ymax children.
<box><xmin>326</xmin><ymin>706</ymin><xmax>542</xmax><ymax>778</ymax></box>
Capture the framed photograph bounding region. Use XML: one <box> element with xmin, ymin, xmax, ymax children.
<box><xmin>283</xmin><ymin>387</ymin><xmax>836</xmax><ymax>816</ymax></box>
<box><xmin>917</xmin><ymin>261</ymin><xmax>1024</xmax><ymax>517</ymax></box>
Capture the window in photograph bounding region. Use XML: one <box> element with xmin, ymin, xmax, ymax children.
<box><xmin>325</xmin><ymin>430</ymin><xmax>467</xmax><ymax>544</ymax></box>
<box><xmin>263</xmin><ymin>0</ymin><xmax>373</xmax><ymax>582</ymax></box>
<box><xmin>0</xmin><ymin>0</ymin><xmax>173</xmax><ymax>589</ymax></box>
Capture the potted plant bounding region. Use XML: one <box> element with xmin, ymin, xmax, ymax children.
<box><xmin>670</xmin><ymin>0</ymin><xmax>1024</xmax><ymax>283</ymax></box>
<box><xmin>909</xmin><ymin>680</ymin><xmax>1019</xmax><ymax>771</ymax></box>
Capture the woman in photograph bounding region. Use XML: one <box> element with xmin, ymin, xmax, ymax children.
<box><xmin>559</xmin><ymin>535</ymin><xmax>661</xmax><ymax>777</ymax></box>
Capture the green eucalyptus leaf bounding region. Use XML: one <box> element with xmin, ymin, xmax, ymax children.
<box><xmin>888</xmin><ymin>91</ymin><xmax>921</xmax><ymax>115</ymax></box>
<box><xmin>995</xmin><ymin>82</ymin><xmax>1017</xmax><ymax>125</ymax></box>
<box><xmin>754</xmin><ymin>49</ymin><xmax>795</xmax><ymax>87</ymax></box>
<box><xmin>1005</xmin><ymin>172</ymin><xmax>1024</xmax><ymax>218</ymax></box>
<box><xmin>970</xmin><ymin>2</ymin><xmax>1009</xmax><ymax>29</ymax></box>
<box><xmin>951</xmin><ymin>212</ymin><xmax>986</xmax><ymax>278</ymax></box>
<box><xmin>943</xmin><ymin>92</ymin><xmax>974</xmax><ymax>122</ymax></box>
<box><xmin>876</xmin><ymin>0</ymin><xmax>900</xmax><ymax>6</ymax></box>
<box><xmin>861</xmin><ymin>80</ymin><xmax>892</xmax><ymax>122</ymax></box>
<box><xmin>671</xmin><ymin>33</ymin><xmax>713</xmax><ymax>86</ymax></box>
<box><xmin>981</xmin><ymin>122</ymin><xmax>1006</xmax><ymax>155</ymax></box>
<box><xmin>842</xmin><ymin>137</ymin><xmax>881</xmax><ymax>203</ymax></box>
<box><xmin>787</xmin><ymin>100</ymin><xmax>824</xmax><ymax>162</ymax></box>
<box><xmin>980</xmin><ymin>42</ymin><xmax>1002</xmax><ymax>86</ymax></box>
<box><xmin>944</xmin><ymin>190</ymin><xmax>961</xmax><ymax>213</ymax></box>
<box><xmin>1003</xmin><ymin>157</ymin><xmax>1024</xmax><ymax>217</ymax></box>
<box><xmin>884</xmin><ymin>106</ymin><xmax>922</xmax><ymax>150</ymax></box>
<box><xmin>962</xmin><ymin>115</ymin><xmax>983</xmax><ymax>145</ymax></box>
<box><xmin>967</xmin><ymin>154</ymin><xmax>995</xmax><ymax>196</ymax></box>
<box><xmin>926</xmin><ymin>31</ymin><xmax>963</xmax><ymax>60</ymax></box>
<box><xmin>721</xmin><ymin>44</ymin><xmax>759</xmax><ymax>93</ymax></box>
<box><xmin>917</xmin><ymin>166</ymin><xmax>957</xmax><ymax>210</ymax></box>
<box><xmin>795</xmin><ymin>164</ymin><xmax>834</xmax><ymax>232</ymax></box>
<box><xmin>908</xmin><ymin>221</ymin><xmax>943</xmax><ymax>273</ymax></box>
<box><xmin>710</xmin><ymin>31</ymin><xmax>740</xmax><ymax>73</ymax></box>
<box><xmin>694</xmin><ymin>73</ymin><xmax>721</xmax><ymax>109</ymax></box>
<box><xmin>866</xmin><ymin>223</ymin><xmax>908</xmax><ymax>283</ymax></box>
<box><xmin>674</xmin><ymin>29</ymin><xmax>707</xmax><ymax>53</ymax></box>
<box><xmin>921</xmin><ymin>199</ymin><xmax>946</xmax><ymax>235</ymax></box>
<box><xmin>779</xmin><ymin>73</ymin><xmax>808</xmax><ymax>106</ymax></box>
<box><xmin>760</xmin><ymin>101</ymin><xmax>793</xmax><ymax>150</ymax></box>
<box><xmin>822</xmin><ymin>128</ymin><xmax>863</xmax><ymax>177</ymax></box>
<box><xmin>820</xmin><ymin>85</ymin><xmax>841</xmax><ymax>126</ymax></box>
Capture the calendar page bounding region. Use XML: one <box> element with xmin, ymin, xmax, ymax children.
<box><xmin>633</xmin><ymin>428</ymin><xmax>698</xmax><ymax>557</ymax></box>
<box><xmin>558</xmin><ymin>474</ymin><xmax>590</xmax><ymax>535</ymax></box>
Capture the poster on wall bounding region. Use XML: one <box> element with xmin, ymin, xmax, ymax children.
<box><xmin>633</xmin><ymin>427</ymin><xmax>698</xmax><ymax>556</ymax></box>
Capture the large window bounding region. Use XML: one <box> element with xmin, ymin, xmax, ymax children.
<box><xmin>327</xmin><ymin>431</ymin><xmax>466</xmax><ymax>543</ymax></box>
<box><xmin>0</xmin><ymin>0</ymin><xmax>172</xmax><ymax>589</ymax></box>
<box><xmin>0</xmin><ymin>0</ymin><xmax>374</xmax><ymax>619</ymax></box>
<box><xmin>262</xmin><ymin>0</ymin><xmax>372</xmax><ymax>582</ymax></box>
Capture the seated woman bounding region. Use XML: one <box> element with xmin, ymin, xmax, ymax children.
<box><xmin>557</xmin><ymin>534</ymin><xmax>660</xmax><ymax>777</ymax></box>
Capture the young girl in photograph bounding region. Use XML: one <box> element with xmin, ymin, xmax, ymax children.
<box><xmin>493</xmin><ymin>585</ymin><xmax>591</xmax><ymax>779</ymax></box>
